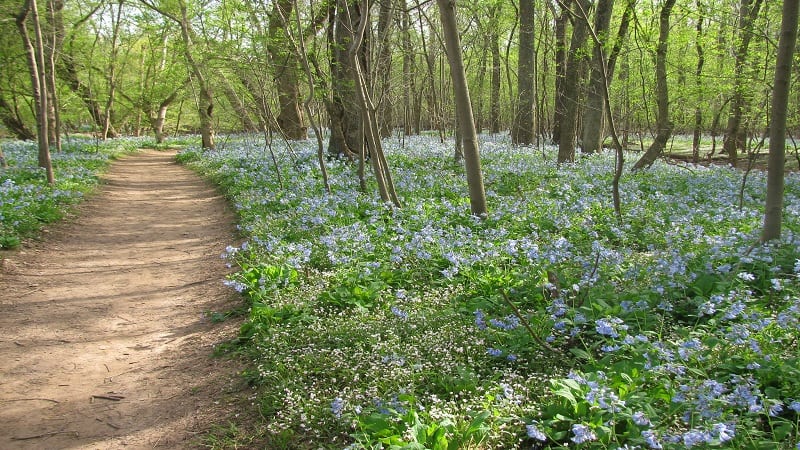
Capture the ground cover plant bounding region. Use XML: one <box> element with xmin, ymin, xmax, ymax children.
<box><xmin>180</xmin><ymin>133</ymin><xmax>800</xmax><ymax>449</ymax></box>
<box><xmin>0</xmin><ymin>137</ymin><xmax>155</xmax><ymax>248</ymax></box>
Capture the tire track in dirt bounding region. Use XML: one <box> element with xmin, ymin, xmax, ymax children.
<box><xmin>0</xmin><ymin>150</ymin><xmax>247</xmax><ymax>449</ymax></box>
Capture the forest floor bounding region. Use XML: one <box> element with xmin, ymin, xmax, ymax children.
<box><xmin>0</xmin><ymin>150</ymin><xmax>252</xmax><ymax>449</ymax></box>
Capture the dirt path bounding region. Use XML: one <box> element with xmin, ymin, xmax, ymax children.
<box><xmin>0</xmin><ymin>150</ymin><xmax>247</xmax><ymax>449</ymax></box>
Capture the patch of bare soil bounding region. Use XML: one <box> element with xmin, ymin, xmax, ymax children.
<box><xmin>0</xmin><ymin>150</ymin><xmax>251</xmax><ymax>449</ymax></box>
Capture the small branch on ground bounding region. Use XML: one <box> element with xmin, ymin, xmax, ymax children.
<box><xmin>12</xmin><ymin>430</ymin><xmax>78</xmax><ymax>440</ymax></box>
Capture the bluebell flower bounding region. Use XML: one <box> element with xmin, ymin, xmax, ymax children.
<box><xmin>489</xmin><ymin>315</ymin><xmax>520</xmax><ymax>330</ymax></box>
<box><xmin>570</xmin><ymin>424</ymin><xmax>597</xmax><ymax>444</ymax></box>
<box><xmin>390</xmin><ymin>306</ymin><xmax>408</xmax><ymax>320</ymax></box>
<box><xmin>487</xmin><ymin>348</ymin><xmax>503</xmax><ymax>357</ymax></box>
<box><xmin>769</xmin><ymin>402</ymin><xmax>784</xmax><ymax>417</ymax></box>
<box><xmin>632</xmin><ymin>411</ymin><xmax>651</xmax><ymax>426</ymax></box>
<box><xmin>789</xmin><ymin>400</ymin><xmax>800</xmax><ymax>412</ymax></box>
<box><xmin>331</xmin><ymin>397</ymin><xmax>344</xmax><ymax>418</ymax></box>
<box><xmin>642</xmin><ymin>430</ymin><xmax>662</xmax><ymax>449</ymax></box>
<box><xmin>712</xmin><ymin>422</ymin><xmax>735</xmax><ymax>442</ymax></box>
<box><xmin>682</xmin><ymin>429</ymin><xmax>712</xmax><ymax>447</ymax></box>
<box><xmin>474</xmin><ymin>309</ymin><xmax>487</xmax><ymax>330</ymax></box>
<box><xmin>526</xmin><ymin>423</ymin><xmax>547</xmax><ymax>441</ymax></box>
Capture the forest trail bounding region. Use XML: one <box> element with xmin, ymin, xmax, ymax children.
<box><xmin>0</xmin><ymin>150</ymin><xmax>247</xmax><ymax>449</ymax></box>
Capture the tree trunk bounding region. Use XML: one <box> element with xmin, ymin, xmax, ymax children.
<box><xmin>349</xmin><ymin>0</ymin><xmax>400</xmax><ymax>207</ymax></box>
<box><xmin>45</xmin><ymin>0</ymin><xmax>63</xmax><ymax>151</ymax></box>
<box><xmin>401</xmin><ymin>4</ymin><xmax>415</xmax><ymax>136</ymax></box>
<box><xmin>722</xmin><ymin>0</ymin><xmax>763</xmax><ymax>167</ymax></box>
<box><xmin>631</xmin><ymin>0</ymin><xmax>677</xmax><ymax>170</ymax></box>
<box><xmin>761</xmin><ymin>0</ymin><xmax>798</xmax><ymax>242</ymax></box>
<box><xmin>490</xmin><ymin>21</ymin><xmax>501</xmax><ymax>134</ymax></box>
<box><xmin>437</xmin><ymin>0</ymin><xmax>487</xmax><ymax>216</ymax></box>
<box><xmin>375</xmin><ymin>0</ymin><xmax>395</xmax><ymax>138</ymax></box>
<box><xmin>552</xmin><ymin>5</ymin><xmax>569</xmax><ymax>143</ymax></box>
<box><xmin>511</xmin><ymin>0</ymin><xmax>535</xmax><ymax>145</ymax></box>
<box><xmin>327</xmin><ymin>0</ymin><xmax>362</xmax><ymax>157</ymax></box>
<box><xmin>16</xmin><ymin>0</ymin><xmax>54</xmax><ymax>184</ymax></box>
<box><xmin>173</xmin><ymin>1</ymin><xmax>215</xmax><ymax>150</ymax></box>
<box><xmin>268</xmin><ymin>0</ymin><xmax>307</xmax><ymax>140</ymax></box>
<box><xmin>557</xmin><ymin>0</ymin><xmax>590</xmax><ymax>164</ymax></box>
<box><xmin>691</xmin><ymin>0</ymin><xmax>705</xmax><ymax>164</ymax></box>
<box><xmin>580</xmin><ymin>0</ymin><xmax>615</xmax><ymax>154</ymax></box>
<box><xmin>102</xmin><ymin>0</ymin><xmax>124</xmax><ymax>141</ymax></box>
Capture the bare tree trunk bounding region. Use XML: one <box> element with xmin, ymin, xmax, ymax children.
<box><xmin>401</xmin><ymin>4</ymin><xmax>414</xmax><ymax>136</ymax></box>
<box><xmin>552</xmin><ymin>4</ymin><xmax>569</xmax><ymax>143</ymax></box>
<box><xmin>437</xmin><ymin>0</ymin><xmax>487</xmax><ymax>216</ymax></box>
<box><xmin>153</xmin><ymin>0</ymin><xmax>216</xmax><ymax>150</ymax></box>
<box><xmin>16</xmin><ymin>0</ymin><xmax>54</xmax><ymax>184</ymax></box>
<box><xmin>722</xmin><ymin>0</ymin><xmax>763</xmax><ymax>167</ymax></box>
<box><xmin>580</xmin><ymin>0</ymin><xmax>614</xmax><ymax>154</ymax></box>
<box><xmin>511</xmin><ymin>0</ymin><xmax>535</xmax><ymax>145</ymax></box>
<box><xmin>45</xmin><ymin>0</ymin><xmax>63</xmax><ymax>151</ymax></box>
<box><xmin>632</xmin><ymin>0</ymin><xmax>677</xmax><ymax>170</ymax></box>
<box><xmin>761</xmin><ymin>0</ymin><xmax>798</xmax><ymax>242</ymax></box>
<box><xmin>375</xmin><ymin>0</ymin><xmax>395</xmax><ymax>138</ymax></box>
<box><xmin>557</xmin><ymin>0</ymin><xmax>590</xmax><ymax>164</ymax></box>
<box><xmin>268</xmin><ymin>0</ymin><xmax>307</xmax><ymax>140</ymax></box>
<box><xmin>490</xmin><ymin>22</ymin><xmax>501</xmax><ymax>134</ymax></box>
<box><xmin>349</xmin><ymin>0</ymin><xmax>400</xmax><ymax>207</ymax></box>
<box><xmin>691</xmin><ymin>0</ymin><xmax>705</xmax><ymax>164</ymax></box>
<box><xmin>328</xmin><ymin>0</ymin><xmax>362</xmax><ymax>157</ymax></box>
<box><xmin>102</xmin><ymin>0</ymin><xmax>124</xmax><ymax>141</ymax></box>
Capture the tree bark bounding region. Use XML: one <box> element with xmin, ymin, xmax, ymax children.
<box><xmin>102</xmin><ymin>0</ymin><xmax>124</xmax><ymax>141</ymax></box>
<box><xmin>437</xmin><ymin>0</ymin><xmax>487</xmax><ymax>216</ymax></box>
<box><xmin>761</xmin><ymin>0</ymin><xmax>798</xmax><ymax>242</ymax></box>
<box><xmin>268</xmin><ymin>0</ymin><xmax>307</xmax><ymax>140</ymax></box>
<box><xmin>691</xmin><ymin>0</ymin><xmax>705</xmax><ymax>164</ymax></box>
<box><xmin>16</xmin><ymin>0</ymin><xmax>55</xmax><ymax>184</ymax></box>
<box><xmin>375</xmin><ymin>0</ymin><xmax>395</xmax><ymax>138</ymax></box>
<box><xmin>557</xmin><ymin>0</ymin><xmax>590</xmax><ymax>164</ymax></box>
<box><xmin>551</xmin><ymin>4</ymin><xmax>569</xmax><ymax>143</ymax></box>
<box><xmin>511</xmin><ymin>0</ymin><xmax>535</xmax><ymax>145</ymax></box>
<box><xmin>349</xmin><ymin>0</ymin><xmax>400</xmax><ymax>207</ymax></box>
<box><xmin>580</xmin><ymin>0</ymin><xmax>614</xmax><ymax>154</ymax></box>
<box><xmin>45</xmin><ymin>0</ymin><xmax>63</xmax><ymax>151</ymax></box>
<box><xmin>327</xmin><ymin>0</ymin><xmax>362</xmax><ymax>157</ymax></box>
<box><xmin>631</xmin><ymin>0</ymin><xmax>677</xmax><ymax>170</ymax></box>
<box><xmin>490</xmin><ymin>22</ymin><xmax>501</xmax><ymax>134</ymax></box>
<box><xmin>722</xmin><ymin>0</ymin><xmax>763</xmax><ymax>167</ymax></box>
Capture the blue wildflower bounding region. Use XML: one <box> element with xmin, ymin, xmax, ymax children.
<box><xmin>487</xmin><ymin>348</ymin><xmax>503</xmax><ymax>357</ymax></box>
<box><xmin>474</xmin><ymin>309</ymin><xmax>487</xmax><ymax>330</ymax></box>
<box><xmin>789</xmin><ymin>401</ymin><xmax>800</xmax><ymax>412</ymax></box>
<box><xmin>526</xmin><ymin>423</ymin><xmax>547</xmax><ymax>441</ymax></box>
<box><xmin>632</xmin><ymin>411</ymin><xmax>651</xmax><ymax>426</ymax></box>
<box><xmin>331</xmin><ymin>397</ymin><xmax>345</xmax><ymax>418</ymax></box>
<box><xmin>642</xmin><ymin>430</ymin><xmax>662</xmax><ymax>449</ymax></box>
<box><xmin>571</xmin><ymin>424</ymin><xmax>597</xmax><ymax>444</ymax></box>
<box><xmin>390</xmin><ymin>306</ymin><xmax>408</xmax><ymax>320</ymax></box>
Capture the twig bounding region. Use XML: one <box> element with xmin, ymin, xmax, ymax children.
<box><xmin>96</xmin><ymin>418</ymin><xmax>121</xmax><ymax>429</ymax></box>
<box><xmin>500</xmin><ymin>290</ymin><xmax>561</xmax><ymax>354</ymax></box>
<box><xmin>90</xmin><ymin>394</ymin><xmax>125</xmax><ymax>402</ymax></box>
<box><xmin>1</xmin><ymin>397</ymin><xmax>60</xmax><ymax>404</ymax></box>
<box><xmin>12</xmin><ymin>430</ymin><xmax>77</xmax><ymax>440</ymax></box>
